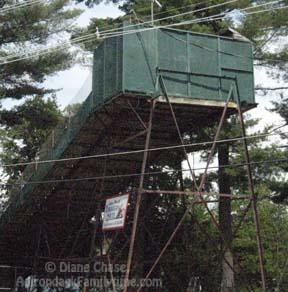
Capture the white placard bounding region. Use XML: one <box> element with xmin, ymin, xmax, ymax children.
<box><xmin>102</xmin><ymin>194</ymin><xmax>129</xmax><ymax>231</ymax></box>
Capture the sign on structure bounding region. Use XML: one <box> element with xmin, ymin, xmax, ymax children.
<box><xmin>102</xmin><ymin>194</ymin><xmax>129</xmax><ymax>231</ymax></box>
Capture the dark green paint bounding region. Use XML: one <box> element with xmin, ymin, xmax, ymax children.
<box><xmin>93</xmin><ymin>25</ymin><xmax>255</xmax><ymax>105</ymax></box>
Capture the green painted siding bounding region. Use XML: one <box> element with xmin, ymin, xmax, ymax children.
<box><xmin>123</xmin><ymin>29</ymin><xmax>158</xmax><ymax>95</ymax></box>
<box><xmin>93</xmin><ymin>35</ymin><xmax>123</xmax><ymax>105</ymax></box>
<box><xmin>93</xmin><ymin>25</ymin><xmax>255</xmax><ymax>105</ymax></box>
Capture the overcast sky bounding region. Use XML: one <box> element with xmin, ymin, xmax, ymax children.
<box><xmin>42</xmin><ymin>2</ymin><xmax>123</xmax><ymax>107</ymax></box>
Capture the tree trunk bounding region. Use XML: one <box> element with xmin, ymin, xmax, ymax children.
<box><xmin>218</xmin><ymin>144</ymin><xmax>235</xmax><ymax>292</ymax></box>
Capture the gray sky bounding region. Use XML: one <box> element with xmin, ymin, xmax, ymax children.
<box><xmin>43</xmin><ymin>2</ymin><xmax>123</xmax><ymax>108</ymax></box>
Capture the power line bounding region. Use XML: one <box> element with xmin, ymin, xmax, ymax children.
<box><xmin>155</xmin><ymin>0</ymin><xmax>214</xmax><ymax>16</ymax></box>
<box><xmin>0</xmin><ymin>0</ymin><xmax>218</xmax><ymax>49</ymax></box>
<box><xmin>163</xmin><ymin>1</ymin><xmax>287</xmax><ymax>30</ymax></box>
<box><xmin>0</xmin><ymin>33</ymin><xmax>96</xmax><ymax>63</ymax></box>
<box><xmin>2</xmin><ymin>0</ymin><xmax>285</xmax><ymax>63</ymax></box>
<box><xmin>0</xmin><ymin>15</ymin><xmax>263</xmax><ymax>65</ymax></box>
<box><xmin>1</xmin><ymin>0</ymin><xmax>286</xmax><ymax>66</ymax></box>
<box><xmin>127</xmin><ymin>0</ymin><xmax>213</xmax><ymax>15</ymax></box>
<box><xmin>2</xmin><ymin>131</ymin><xmax>287</xmax><ymax>169</ymax></box>
<box><xmin>0</xmin><ymin>0</ymin><xmax>238</xmax><ymax>64</ymax></box>
<box><xmin>98</xmin><ymin>0</ymin><xmax>239</xmax><ymax>36</ymax></box>
<box><xmin>0</xmin><ymin>0</ymin><xmax>43</xmax><ymax>13</ymax></box>
<box><xmin>88</xmin><ymin>0</ymin><xmax>282</xmax><ymax>39</ymax></box>
<box><xmin>0</xmin><ymin>0</ymin><xmax>285</xmax><ymax>64</ymax></box>
<box><xmin>0</xmin><ymin>0</ymin><xmax>45</xmax><ymax>14</ymax></box>
<box><xmin>84</xmin><ymin>0</ymin><xmax>284</xmax><ymax>40</ymax></box>
<box><xmin>1</xmin><ymin>157</ymin><xmax>287</xmax><ymax>187</ymax></box>
<box><xmin>8</xmin><ymin>0</ymin><xmax>271</xmax><ymax>64</ymax></box>
<box><xmin>96</xmin><ymin>0</ymin><xmax>286</xmax><ymax>41</ymax></box>
<box><xmin>159</xmin><ymin>2</ymin><xmax>288</xmax><ymax>60</ymax></box>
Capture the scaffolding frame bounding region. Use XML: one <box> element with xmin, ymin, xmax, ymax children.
<box><xmin>121</xmin><ymin>74</ymin><xmax>266</xmax><ymax>292</ymax></box>
<box><xmin>0</xmin><ymin>74</ymin><xmax>266</xmax><ymax>292</ymax></box>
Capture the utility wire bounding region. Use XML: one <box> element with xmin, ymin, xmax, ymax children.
<box><xmin>75</xmin><ymin>0</ymin><xmax>283</xmax><ymax>40</ymax></box>
<box><xmin>3</xmin><ymin>0</ymin><xmax>285</xmax><ymax>64</ymax></box>
<box><xmin>129</xmin><ymin>1</ymin><xmax>287</xmax><ymax>61</ymax></box>
<box><xmin>85</xmin><ymin>0</ymin><xmax>282</xmax><ymax>39</ymax></box>
<box><xmin>153</xmin><ymin>0</ymin><xmax>214</xmax><ymax>16</ymax></box>
<box><xmin>0</xmin><ymin>0</ymin><xmax>284</xmax><ymax>63</ymax></box>
<box><xmin>0</xmin><ymin>0</ymin><xmax>220</xmax><ymax>47</ymax></box>
<box><xmin>0</xmin><ymin>13</ymin><xmax>273</xmax><ymax>65</ymax></box>
<box><xmin>94</xmin><ymin>0</ymin><xmax>239</xmax><ymax>35</ymax></box>
<box><xmin>1</xmin><ymin>157</ymin><xmax>287</xmax><ymax>187</ymax></box>
<box><xmin>0</xmin><ymin>0</ymin><xmax>286</xmax><ymax>65</ymax></box>
<box><xmin>0</xmin><ymin>33</ymin><xmax>96</xmax><ymax>63</ymax></box>
<box><xmin>6</xmin><ymin>0</ymin><xmax>276</xmax><ymax>62</ymax></box>
<box><xmin>127</xmin><ymin>0</ymin><xmax>213</xmax><ymax>15</ymax></box>
<box><xmin>154</xmin><ymin>2</ymin><xmax>288</xmax><ymax>61</ymax></box>
<box><xmin>0</xmin><ymin>0</ymin><xmax>43</xmax><ymax>13</ymax></box>
<box><xmin>2</xmin><ymin>131</ymin><xmax>287</xmax><ymax>169</ymax></box>
<box><xmin>0</xmin><ymin>0</ymin><xmax>45</xmax><ymax>14</ymax></box>
<box><xmin>0</xmin><ymin>0</ymin><xmax>238</xmax><ymax>63</ymax></box>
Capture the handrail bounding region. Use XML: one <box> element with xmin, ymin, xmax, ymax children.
<box><xmin>156</xmin><ymin>67</ymin><xmax>237</xmax><ymax>81</ymax></box>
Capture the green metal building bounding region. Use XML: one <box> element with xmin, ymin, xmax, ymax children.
<box><xmin>93</xmin><ymin>25</ymin><xmax>255</xmax><ymax>106</ymax></box>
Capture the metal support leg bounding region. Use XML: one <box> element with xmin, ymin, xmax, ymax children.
<box><xmin>151</xmin><ymin>77</ymin><xmax>255</xmax><ymax>291</ymax></box>
<box><xmin>123</xmin><ymin>100</ymin><xmax>155</xmax><ymax>292</ymax></box>
<box><xmin>159</xmin><ymin>75</ymin><xmax>235</xmax><ymax>244</ymax></box>
<box><xmin>137</xmin><ymin>80</ymin><xmax>242</xmax><ymax>292</ymax></box>
<box><xmin>236</xmin><ymin>94</ymin><xmax>267</xmax><ymax>291</ymax></box>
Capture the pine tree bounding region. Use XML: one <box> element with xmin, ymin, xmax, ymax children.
<box><xmin>0</xmin><ymin>0</ymin><xmax>82</xmax><ymax>125</ymax></box>
<box><xmin>0</xmin><ymin>0</ymin><xmax>83</xmax><ymax>200</ymax></box>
